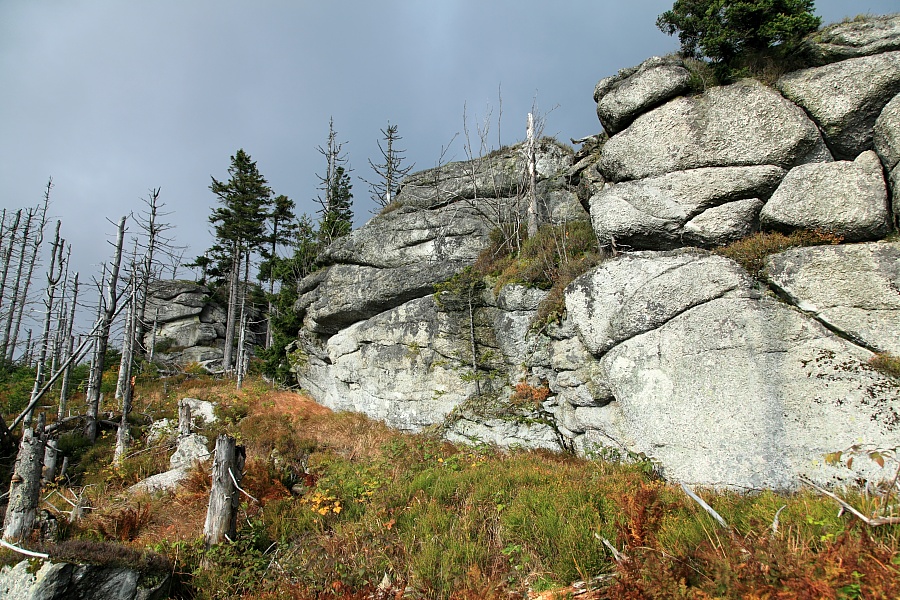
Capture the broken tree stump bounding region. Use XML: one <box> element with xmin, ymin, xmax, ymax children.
<box><xmin>3</xmin><ymin>428</ymin><xmax>46</xmax><ymax>541</ymax></box>
<box><xmin>202</xmin><ymin>434</ymin><xmax>245</xmax><ymax>547</ymax></box>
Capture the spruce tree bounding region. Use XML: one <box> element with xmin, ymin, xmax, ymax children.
<box><xmin>315</xmin><ymin>119</ymin><xmax>354</xmax><ymax>245</ymax></box>
<box><xmin>208</xmin><ymin>149</ymin><xmax>273</xmax><ymax>372</ymax></box>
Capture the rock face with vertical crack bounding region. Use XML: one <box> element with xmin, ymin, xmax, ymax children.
<box><xmin>765</xmin><ymin>241</ymin><xmax>900</xmax><ymax>355</ymax></box>
<box><xmin>565</xmin><ymin>250</ymin><xmax>900</xmax><ymax>489</ymax></box>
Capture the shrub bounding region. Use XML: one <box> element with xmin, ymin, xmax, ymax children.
<box><xmin>869</xmin><ymin>353</ymin><xmax>900</xmax><ymax>380</ymax></box>
<box><xmin>714</xmin><ymin>229</ymin><xmax>842</xmax><ymax>276</ymax></box>
<box><xmin>657</xmin><ymin>0</ymin><xmax>822</xmax><ymax>79</ymax></box>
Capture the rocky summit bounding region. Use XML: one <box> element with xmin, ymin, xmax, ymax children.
<box><xmin>289</xmin><ymin>15</ymin><xmax>900</xmax><ymax>490</ymax></box>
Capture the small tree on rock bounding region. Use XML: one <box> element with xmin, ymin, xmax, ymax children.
<box><xmin>656</xmin><ymin>0</ymin><xmax>821</xmax><ymax>74</ymax></box>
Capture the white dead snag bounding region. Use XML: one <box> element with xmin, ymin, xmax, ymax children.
<box><xmin>114</xmin><ymin>273</ymin><xmax>138</xmax><ymax>465</ymax></box>
<box><xmin>3</xmin><ymin>428</ymin><xmax>45</xmax><ymax>542</ymax></box>
<box><xmin>203</xmin><ymin>435</ymin><xmax>246</xmax><ymax>547</ymax></box>
<box><xmin>178</xmin><ymin>400</ymin><xmax>192</xmax><ymax>437</ymax></box>
<box><xmin>42</xmin><ymin>438</ymin><xmax>59</xmax><ymax>484</ymax></box>
<box><xmin>85</xmin><ymin>216</ymin><xmax>127</xmax><ymax>443</ymax></box>
<box><xmin>525</xmin><ymin>112</ymin><xmax>538</xmax><ymax>239</ymax></box>
<box><xmin>57</xmin><ymin>272</ymin><xmax>79</xmax><ymax>421</ymax></box>
<box><xmin>24</xmin><ymin>220</ymin><xmax>65</xmax><ymax>428</ymax></box>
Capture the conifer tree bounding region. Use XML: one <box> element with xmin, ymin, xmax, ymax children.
<box><xmin>315</xmin><ymin>119</ymin><xmax>354</xmax><ymax>245</ymax></box>
<box><xmin>208</xmin><ymin>149</ymin><xmax>273</xmax><ymax>372</ymax></box>
<box><xmin>364</xmin><ymin>122</ymin><xmax>414</xmax><ymax>210</ymax></box>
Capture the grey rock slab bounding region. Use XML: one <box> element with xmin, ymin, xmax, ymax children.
<box><xmin>446</xmin><ymin>417</ymin><xmax>561</xmax><ymax>451</ymax></box>
<box><xmin>303</xmin><ymin>259</ymin><xmax>473</xmax><ymax>335</ymax></box>
<box><xmin>177</xmin><ymin>346</ymin><xmax>224</xmax><ymax>363</ymax></box>
<box><xmin>803</xmin><ymin>14</ymin><xmax>900</xmax><ymax>64</ymax></box>
<box><xmin>0</xmin><ymin>560</ymin><xmax>168</xmax><ymax>600</ymax></box>
<box><xmin>566</xmin><ymin>250</ymin><xmax>757</xmax><ymax>356</ymax></box>
<box><xmin>395</xmin><ymin>141</ymin><xmax>572</xmax><ymax>210</ymax></box>
<box><xmin>590</xmin><ymin>165</ymin><xmax>784</xmax><ymax>249</ymax></box>
<box><xmin>765</xmin><ymin>241</ymin><xmax>900</xmax><ymax>354</ymax></box>
<box><xmin>180</xmin><ymin>397</ymin><xmax>217</xmax><ymax>426</ymax></box>
<box><xmin>295</xmin><ymin>296</ymin><xmax>476</xmax><ymax>431</ymax></box>
<box><xmin>599</xmin><ymin>80</ymin><xmax>830</xmax><ymax>182</ymax></box>
<box><xmin>143</xmin><ymin>297</ymin><xmax>203</xmax><ymax>324</ymax></box>
<box><xmin>146</xmin><ymin>280</ymin><xmax>207</xmax><ymax>301</ymax></box>
<box><xmin>598</xmin><ymin>295</ymin><xmax>900</xmax><ymax>489</ymax></box>
<box><xmin>760</xmin><ymin>150</ymin><xmax>891</xmax><ymax>241</ymax></box>
<box><xmin>151</xmin><ymin>317</ymin><xmax>218</xmax><ymax>348</ymax></box>
<box><xmin>891</xmin><ymin>164</ymin><xmax>900</xmax><ymax>224</ymax></box>
<box><xmin>169</xmin><ymin>433</ymin><xmax>211</xmax><ymax>470</ymax></box>
<box><xmin>594</xmin><ymin>55</ymin><xmax>692</xmax><ymax>135</ymax></box>
<box><xmin>129</xmin><ymin>468</ymin><xmax>188</xmax><ymax>494</ymax></box>
<box><xmin>682</xmin><ymin>198</ymin><xmax>765</xmax><ymax>247</ymax></box>
<box><xmin>874</xmin><ymin>93</ymin><xmax>900</xmax><ymax>171</ymax></box>
<box><xmin>777</xmin><ymin>51</ymin><xmax>900</xmax><ymax>159</ymax></box>
<box><xmin>319</xmin><ymin>203</ymin><xmax>491</xmax><ymax>269</ymax></box>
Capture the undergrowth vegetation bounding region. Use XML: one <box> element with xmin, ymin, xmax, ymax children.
<box><xmin>3</xmin><ymin>372</ymin><xmax>899</xmax><ymax>598</ymax></box>
<box><xmin>714</xmin><ymin>229</ymin><xmax>843</xmax><ymax>276</ymax></box>
<box><xmin>472</xmin><ymin>220</ymin><xmax>605</xmax><ymax>328</ymax></box>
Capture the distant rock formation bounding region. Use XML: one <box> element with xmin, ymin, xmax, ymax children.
<box><xmin>289</xmin><ymin>14</ymin><xmax>900</xmax><ymax>490</ymax></box>
<box><xmin>143</xmin><ymin>280</ymin><xmax>262</xmax><ymax>370</ymax></box>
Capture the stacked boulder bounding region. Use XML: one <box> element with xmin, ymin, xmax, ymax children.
<box><xmin>143</xmin><ymin>280</ymin><xmax>261</xmax><ymax>369</ymax></box>
<box><xmin>292</xmin><ymin>14</ymin><xmax>900</xmax><ymax>490</ymax></box>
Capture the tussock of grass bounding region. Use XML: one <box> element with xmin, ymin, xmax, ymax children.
<box><xmin>714</xmin><ymin>229</ymin><xmax>843</xmax><ymax>276</ymax></box>
<box><xmin>870</xmin><ymin>352</ymin><xmax>900</xmax><ymax>379</ymax></box>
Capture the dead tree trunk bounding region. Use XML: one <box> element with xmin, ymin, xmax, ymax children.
<box><xmin>114</xmin><ymin>277</ymin><xmax>137</xmax><ymax>465</ymax></box>
<box><xmin>203</xmin><ymin>435</ymin><xmax>246</xmax><ymax>547</ymax></box>
<box><xmin>3</xmin><ymin>428</ymin><xmax>45</xmax><ymax>541</ymax></box>
<box><xmin>85</xmin><ymin>216</ymin><xmax>127</xmax><ymax>443</ymax></box>
<box><xmin>178</xmin><ymin>400</ymin><xmax>192</xmax><ymax>437</ymax></box>
<box><xmin>221</xmin><ymin>242</ymin><xmax>241</xmax><ymax>374</ymax></box>
<box><xmin>2</xmin><ymin>208</ymin><xmax>34</xmax><ymax>361</ymax></box>
<box><xmin>525</xmin><ymin>112</ymin><xmax>538</xmax><ymax>239</ymax></box>
<box><xmin>24</xmin><ymin>221</ymin><xmax>64</xmax><ymax>428</ymax></box>
<box><xmin>7</xmin><ymin>185</ymin><xmax>50</xmax><ymax>363</ymax></box>
<box><xmin>0</xmin><ymin>209</ymin><xmax>23</xmax><ymax>330</ymax></box>
<box><xmin>42</xmin><ymin>438</ymin><xmax>58</xmax><ymax>484</ymax></box>
<box><xmin>57</xmin><ymin>273</ymin><xmax>79</xmax><ymax>420</ymax></box>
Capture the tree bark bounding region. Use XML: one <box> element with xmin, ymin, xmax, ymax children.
<box><xmin>2</xmin><ymin>208</ymin><xmax>33</xmax><ymax>361</ymax></box>
<box><xmin>3</xmin><ymin>428</ymin><xmax>45</xmax><ymax>541</ymax></box>
<box><xmin>525</xmin><ymin>112</ymin><xmax>538</xmax><ymax>239</ymax></box>
<box><xmin>85</xmin><ymin>216</ymin><xmax>127</xmax><ymax>443</ymax></box>
<box><xmin>203</xmin><ymin>435</ymin><xmax>246</xmax><ymax>547</ymax></box>
<box><xmin>178</xmin><ymin>400</ymin><xmax>192</xmax><ymax>437</ymax></box>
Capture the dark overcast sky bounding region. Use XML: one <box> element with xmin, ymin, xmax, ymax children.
<box><xmin>1</xmin><ymin>1</ymin><xmax>897</xmax><ymax>301</ymax></box>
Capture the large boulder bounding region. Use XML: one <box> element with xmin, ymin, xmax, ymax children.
<box><xmin>296</xmin><ymin>296</ymin><xmax>476</xmax><ymax>431</ymax></box>
<box><xmin>395</xmin><ymin>140</ymin><xmax>572</xmax><ymax>210</ymax></box>
<box><xmin>151</xmin><ymin>317</ymin><xmax>218</xmax><ymax>349</ymax></box>
<box><xmin>594</xmin><ymin>56</ymin><xmax>692</xmax><ymax>135</ymax></box>
<box><xmin>759</xmin><ymin>151</ymin><xmax>891</xmax><ymax>241</ymax></box>
<box><xmin>875</xmin><ymin>93</ymin><xmax>900</xmax><ymax>224</ymax></box>
<box><xmin>0</xmin><ymin>559</ymin><xmax>169</xmax><ymax>600</ymax></box>
<box><xmin>765</xmin><ymin>241</ymin><xmax>900</xmax><ymax>355</ymax></box>
<box><xmin>590</xmin><ymin>165</ymin><xmax>784</xmax><ymax>249</ymax></box>
<box><xmin>776</xmin><ymin>51</ymin><xmax>900</xmax><ymax>159</ymax></box>
<box><xmin>802</xmin><ymin>13</ymin><xmax>900</xmax><ymax>65</ymax></box>
<box><xmin>598</xmin><ymin>79</ymin><xmax>831</xmax><ymax>182</ymax></box>
<box><xmin>565</xmin><ymin>250</ymin><xmax>900</xmax><ymax>489</ymax></box>
<box><xmin>297</xmin><ymin>143</ymin><xmax>575</xmax><ymax>336</ymax></box>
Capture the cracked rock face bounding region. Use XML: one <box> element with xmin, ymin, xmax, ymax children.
<box><xmin>590</xmin><ymin>165</ymin><xmax>784</xmax><ymax>249</ymax></box>
<box><xmin>565</xmin><ymin>250</ymin><xmax>900</xmax><ymax>489</ymax></box>
<box><xmin>759</xmin><ymin>151</ymin><xmax>891</xmax><ymax>241</ymax></box>
<box><xmin>776</xmin><ymin>51</ymin><xmax>900</xmax><ymax>159</ymax></box>
<box><xmin>598</xmin><ymin>80</ymin><xmax>831</xmax><ymax>182</ymax></box>
<box><xmin>802</xmin><ymin>14</ymin><xmax>900</xmax><ymax>65</ymax></box>
<box><xmin>765</xmin><ymin>241</ymin><xmax>900</xmax><ymax>355</ymax></box>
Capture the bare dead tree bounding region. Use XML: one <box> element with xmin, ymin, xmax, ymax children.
<box><xmin>57</xmin><ymin>272</ymin><xmax>79</xmax><ymax>420</ymax></box>
<box><xmin>23</xmin><ymin>220</ymin><xmax>65</xmax><ymax>428</ymax></box>
<box><xmin>85</xmin><ymin>216</ymin><xmax>127</xmax><ymax>443</ymax></box>
<box><xmin>114</xmin><ymin>272</ymin><xmax>137</xmax><ymax>465</ymax></box>
<box><xmin>0</xmin><ymin>209</ymin><xmax>23</xmax><ymax>330</ymax></box>
<box><xmin>6</xmin><ymin>182</ymin><xmax>51</xmax><ymax>362</ymax></box>
<box><xmin>1</xmin><ymin>208</ymin><xmax>34</xmax><ymax>361</ymax></box>
<box><xmin>363</xmin><ymin>122</ymin><xmax>415</xmax><ymax>210</ymax></box>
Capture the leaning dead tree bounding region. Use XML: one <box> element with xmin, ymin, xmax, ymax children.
<box><xmin>3</xmin><ymin>427</ymin><xmax>45</xmax><ymax>541</ymax></box>
<box><xmin>203</xmin><ymin>435</ymin><xmax>246</xmax><ymax>547</ymax></box>
<box><xmin>85</xmin><ymin>216</ymin><xmax>127</xmax><ymax>443</ymax></box>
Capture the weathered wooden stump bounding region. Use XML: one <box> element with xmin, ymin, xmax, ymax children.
<box><xmin>202</xmin><ymin>434</ymin><xmax>245</xmax><ymax>547</ymax></box>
